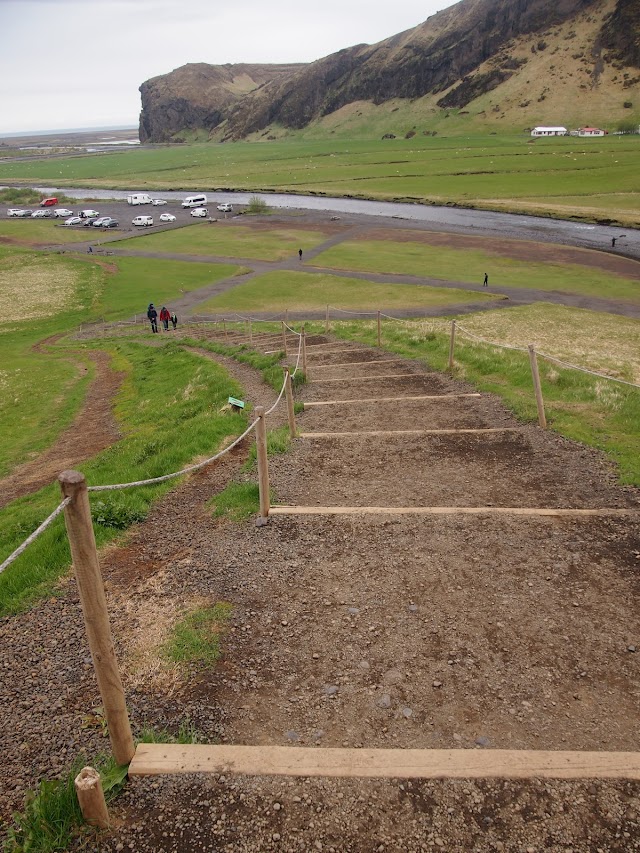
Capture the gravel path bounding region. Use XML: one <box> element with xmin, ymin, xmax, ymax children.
<box><xmin>2</xmin><ymin>333</ymin><xmax>639</xmax><ymax>852</ymax></box>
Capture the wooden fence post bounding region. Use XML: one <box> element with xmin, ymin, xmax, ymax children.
<box><xmin>285</xmin><ymin>308</ymin><xmax>289</xmax><ymax>326</ymax></box>
<box><xmin>325</xmin><ymin>304</ymin><xmax>330</xmax><ymax>334</ymax></box>
<box><xmin>223</xmin><ymin>319</ymin><xmax>228</xmax><ymax>341</ymax></box>
<box><xmin>448</xmin><ymin>320</ymin><xmax>457</xmax><ymax>371</ymax></box>
<box><xmin>249</xmin><ymin>319</ymin><xmax>253</xmax><ymax>346</ymax></box>
<box><xmin>281</xmin><ymin>321</ymin><xmax>288</xmax><ymax>357</ymax></box>
<box><xmin>302</xmin><ymin>326</ymin><xmax>308</xmax><ymax>375</ymax></box>
<box><xmin>377</xmin><ymin>311</ymin><xmax>382</xmax><ymax>347</ymax></box>
<box><xmin>75</xmin><ymin>767</ymin><xmax>109</xmax><ymax>828</ymax></box>
<box><xmin>528</xmin><ymin>344</ymin><xmax>547</xmax><ymax>429</ymax></box>
<box><xmin>255</xmin><ymin>407</ymin><xmax>270</xmax><ymax>518</ymax></box>
<box><xmin>285</xmin><ymin>368</ymin><xmax>296</xmax><ymax>438</ymax></box>
<box><xmin>58</xmin><ymin>471</ymin><xmax>135</xmax><ymax>766</ymax></box>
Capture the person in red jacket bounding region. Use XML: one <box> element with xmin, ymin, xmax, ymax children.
<box><xmin>159</xmin><ymin>306</ymin><xmax>171</xmax><ymax>331</ymax></box>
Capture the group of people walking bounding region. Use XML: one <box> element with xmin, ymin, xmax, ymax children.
<box><xmin>147</xmin><ymin>303</ymin><xmax>177</xmax><ymax>333</ymax></box>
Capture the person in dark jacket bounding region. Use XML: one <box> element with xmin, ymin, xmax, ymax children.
<box><xmin>147</xmin><ymin>303</ymin><xmax>158</xmax><ymax>333</ymax></box>
<box><xmin>159</xmin><ymin>306</ymin><xmax>171</xmax><ymax>331</ymax></box>
<box><xmin>170</xmin><ymin>311</ymin><xmax>178</xmax><ymax>330</ymax></box>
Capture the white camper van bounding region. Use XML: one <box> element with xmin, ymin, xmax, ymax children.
<box><xmin>181</xmin><ymin>194</ymin><xmax>208</xmax><ymax>208</ymax></box>
<box><xmin>127</xmin><ymin>193</ymin><xmax>153</xmax><ymax>205</ymax></box>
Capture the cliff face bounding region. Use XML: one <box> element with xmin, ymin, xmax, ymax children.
<box><xmin>138</xmin><ymin>63</ymin><xmax>305</xmax><ymax>142</ymax></box>
<box><xmin>220</xmin><ymin>0</ymin><xmax>600</xmax><ymax>138</ymax></box>
<box><xmin>138</xmin><ymin>0</ymin><xmax>639</xmax><ymax>141</ymax></box>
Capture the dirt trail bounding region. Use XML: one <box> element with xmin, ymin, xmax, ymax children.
<box><xmin>98</xmin><ymin>335</ymin><xmax>640</xmax><ymax>849</ymax></box>
<box><xmin>0</xmin><ymin>349</ymin><xmax>124</xmax><ymax>509</ymax></box>
<box><xmin>2</xmin><ymin>332</ymin><xmax>639</xmax><ymax>851</ymax></box>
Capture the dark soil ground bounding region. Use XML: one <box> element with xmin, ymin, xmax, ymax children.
<box><xmin>2</xmin><ymin>331</ymin><xmax>639</xmax><ymax>852</ymax></box>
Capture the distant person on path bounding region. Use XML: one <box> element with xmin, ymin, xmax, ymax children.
<box><xmin>483</xmin><ymin>272</ymin><xmax>488</xmax><ymax>287</ymax></box>
<box><xmin>611</xmin><ymin>237</ymin><xmax>617</xmax><ymax>248</ymax></box>
<box><xmin>298</xmin><ymin>248</ymin><xmax>303</xmax><ymax>260</ymax></box>
<box><xmin>147</xmin><ymin>303</ymin><xmax>158</xmax><ymax>333</ymax></box>
<box><xmin>87</xmin><ymin>246</ymin><xmax>93</xmax><ymax>254</ymax></box>
<box><xmin>171</xmin><ymin>311</ymin><xmax>178</xmax><ymax>330</ymax></box>
<box><xmin>160</xmin><ymin>306</ymin><xmax>171</xmax><ymax>331</ymax></box>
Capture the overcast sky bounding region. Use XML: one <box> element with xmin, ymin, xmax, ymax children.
<box><xmin>0</xmin><ymin>0</ymin><xmax>458</xmax><ymax>135</ymax></box>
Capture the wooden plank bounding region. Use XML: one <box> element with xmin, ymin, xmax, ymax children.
<box><xmin>311</xmin><ymin>359</ymin><xmax>406</xmax><ymax>369</ymax></box>
<box><xmin>269</xmin><ymin>506</ymin><xmax>637</xmax><ymax>517</ymax></box>
<box><xmin>310</xmin><ymin>373</ymin><xmax>421</xmax><ymax>384</ymax></box>
<box><xmin>304</xmin><ymin>394</ymin><xmax>482</xmax><ymax>407</ymax></box>
<box><xmin>300</xmin><ymin>429</ymin><xmax>521</xmax><ymax>438</ymax></box>
<box><xmin>129</xmin><ymin>744</ymin><xmax>640</xmax><ymax>781</ymax></box>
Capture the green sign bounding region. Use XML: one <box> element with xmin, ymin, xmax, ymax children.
<box><xmin>228</xmin><ymin>397</ymin><xmax>245</xmax><ymax>409</ymax></box>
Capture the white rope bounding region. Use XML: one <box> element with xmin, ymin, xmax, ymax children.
<box><xmin>88</xmin><ymin>420</ymin><xmax>259</xmax><ymax>492</ymax></box>
<box><xmin>291</xmin><ymin>332</ymin><xmax>304</xmax><ymax>377</ymax></box>
<box><xmin>536</xmin><ymin>352</ymin><xmax>640</xmax><ymax>389</ymax></box>
<box><xmin>0</xmin><ymin>498</ymin><xmax>71</xmax><ymax>575</ymax></box>
<box><xmin>329</xmin><ymin>305</ymin><xmax>378</xmax><ymax>316</ymax></box>
<box><xmin>456</xmin><ymin>323</ymin><xmax>528</xmax><ymax>354</ymax></box>
<box><xmin>265</xmin><ymin>373</ymin><xmax>288</xmax><ymax>415</ymax></box>
<box><xmin>283</xmin><ymin>322</ymin><xmax>302</xmax><ymax>336</ymax></box>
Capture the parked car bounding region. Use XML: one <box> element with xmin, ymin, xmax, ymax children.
<box><xmin>92</xmin><ymin>217</ymin><xmax>111</xmax><ymax>227</ymax></box>
<box><xmin>151</xmin><ymin>199</ymin><xmax>167</xmax><ymax>206</ymax></box>
<box><xmin>54</xmin><ymin>208</ymin><xmax>74</xmax><ymax>218</ymax></box>
<box><xmin>32</xmin><ymin>209</ymin><xmax>53</xmax><ymax>218</ymax></box>
<box><xmin>101</xmin><ymin>218</ymin><xmax>119</xmax><ymax>229</ymax></box>
<box><xmin>83</xmin><ymin>218</ymin><xmax>99</xmax><ymax>227</ymax></box>
<box><xmin>40</xmin><ymin>197</ymin><xmax>58</xmax><ymax>207</ymax></box>
<box><xmin>79</xmin><ymin>209</ymin><xmax>100</xmax><ymax>219</ymax></box>
<box><xmin>132</xmin><ymin>215</ymin><xmax>153</xmax><ymax>227</ymax></box>
<box><xmin>217</xmin><ymin>203</ymin><xmax>233</xmax><ymax>212</ymax></box>
<box><xmin>64</xmin><ymin>216</ymin><xmax>83</xmax><ymax>226</ymax></box>
<box><xmin>7</xmin><ymin>208</ymin><xmax>24</xmax><ymax>216</ymax></box>
<box><xmin>159</xmin><ymin>213</ymin><xmax>176</xmax><ymax>222</ymax></box>
<box><xmin>190</xmin><ymin>207</ymin><xmax>208</xmax><ymax>217</ymax></box>
<box><xmin>16</xmin><ymin>209</ymin><xmax>33</xmax><ymax>217</ymax></box>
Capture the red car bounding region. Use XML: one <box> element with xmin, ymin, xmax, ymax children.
<box><xmin>40</xmin><ymin>197</ymin><xmax>58</xmax><ymax>207</ymax></box>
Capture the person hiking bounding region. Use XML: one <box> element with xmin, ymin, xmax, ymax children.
<box><xmin>159</xmin><ymin>306</ymin><xmax>171</xmax><ymax>331</ymax></box>
<box><xmin>298</xmin><ymin>248</ymin><xmax>303</xmax><ymax>260</ymax></box>
<box><xmin>483</xmin><ymin>272</ymin><xmax>489</xmax><ymax>287</ymax></box>
<box><xmin>170</xmin><ymin>311</ymin><xmax>178</xmax><ymax>330</ymax></box>
<box><xmin>147</xmin><ymin>303</ymin><xmax>158</xmax><ymax>333</ymax></box>
<box><xmin>611</xmin><ymin>237</ymin><xmax>617</xmax><ymax>248</ymax></box>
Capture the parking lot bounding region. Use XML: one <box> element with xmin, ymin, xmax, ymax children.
<box><xmin>0</xmin><ymin>198</ymin><xmax>239</xmax><ymax>235</ymax></box>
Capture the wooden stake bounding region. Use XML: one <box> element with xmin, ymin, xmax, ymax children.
<box><xmin>223</xmin><ymin>319</ymin><xmax>228</xmax><ymax>341</ymax></box>
<box><xmin>325</xmin><ymin>304</ymin><xmax>330</xmax><ymax>334</ymax></box>
<box><xmin>281</xmin><ymin>321</ymin><xmax>288</xmax><ymax>357</ymax></box>
<box><xmin>58</xmin><ymin>471</ymin><xmax>134</xmax><ymax>766</ymax></box>
<box><xmin>377</xmin><ymin>311</ymin><xmax>381</xmax><ymax>347</ymax></box>
<box><xmin>285</xmin><ymin>308</ymin><xmax>289</xmax><ymax>325</ymax></box>
<box><xmin>255</xmin><ymin>407</ymin><xmax>270</xmax><ymax>518</ymax></box>
<box><xmin>285</xmin><ymin>368</ymin><xmax>296</xmax><ymax>438</ymax></box>
<box><xmin>448</xmin><ymin>320</ymin><xmax>456</xmax><ymax>371</ymax></box>
<box><xmin>302</xmin><ymin>326</ymin><xmax>308</xmax><ymax>375</ymax></box>
<box><xmin>528</xmin><ymin>344</ymin><xmax>547</xmax><ymax>429</ymax></box>
<box><xmin>249</xmin><ymin>319</ymin><xmax>253</xmax><ymax>346</ymax></box>
<box><xmin>75</xmin><ymin>767</ymin><xmax>110</xmax><ymax>828</ymax></box>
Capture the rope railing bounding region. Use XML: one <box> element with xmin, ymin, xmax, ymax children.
<box><xmin>0</xmin><ymin>497</ymin><xmax>71</xmax><ymax>575</ymax></box>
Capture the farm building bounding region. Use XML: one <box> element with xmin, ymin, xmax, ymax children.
<box><xmin>577</xmin><ymin>127</ymin><xmax>606</xmax><ymax>136</ymax></box>
<box><xmin>531</xmin><ymin>126</ymin><xmax>568</xmax><ymax>136</ymax></box>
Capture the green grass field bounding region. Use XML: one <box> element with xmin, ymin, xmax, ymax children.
<box><xmin>112</xmin><ymin>224</ymin><xmax>329</xmax><ymax>261</ymax></box>
<box><xmin>0</xmin><ymin>247</ymin><xmax>244</xmax><ymax>477</ymax></box>
<box><xmin>197</xmin><ymin>270</ymin><xmax>503</xmax><ymax>313</ymax></box>
<box><xmin>0</xmin><ymin>221</ymin><xmax>92</xmax><ymax>245</ymax></box>
<box><xmin>312</xmin><ymin>240</ymin><xmax>640</xmax><ymax>303</ymax></box>
<box><xmin>0</xmin><ymin>135</ymin><xmax>638</xmax><ymax>224</ymax></box>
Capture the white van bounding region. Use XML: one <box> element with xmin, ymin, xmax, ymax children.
<box><xmin>127</xmin><ymin>193</ymin><xmax>153</xmax><ymax>205</ymax></box>
<box><xmin>132</xmin><ymin>215</ymin><xmax>153</xmax><ymax>227</ymax></box>
<box><xmin>181</xmin><ymin>194</ymin><xmax>208</xmax><ymax>208</ymax></box>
